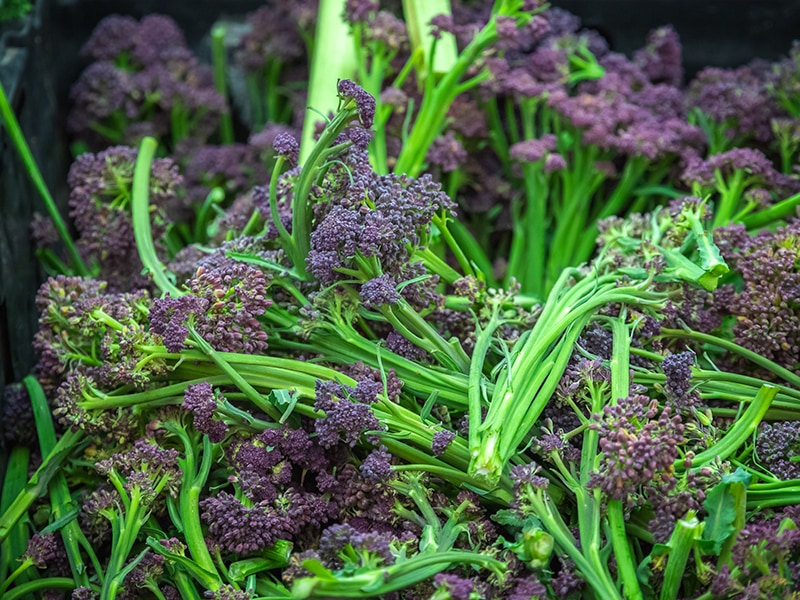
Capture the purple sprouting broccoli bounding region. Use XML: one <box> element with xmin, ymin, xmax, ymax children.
<box><xmin>306</xmin><ymin>144</ymin><xmax>454</xmax><ymax>309</ymax></box>
<box><xmin>426</xmin><ymin>131</ymin><xmax>469</xmax><ymax>174</ymax></box>
<box><xmin>200</xmin><ymin>490</ymin><xmax>294</xmax><ymax>554</ymax></box>
<box><xmin>633</xmin><ymin>26</ymin><xmax>683</xmax><ymax>87</ymax></box>
<box><xmin>313</xmin><ymin>380</ymin><xmax>383</xmax><ymax>448</ymax></box>
<box><xmin>587</xmin><ymin>394</ymin><xmax>684</xmax><ymax>506</ymax></box>
<box><xmin>182</xmin><ymin>382</ymin><xmax>228</xmax><ymax>442</ymax></box>
<box><xmin>182</xmin><ymin>143</ymin><xmax>268</xmax><ymax>209</ymax></box>
<box><xmin>52</xmin><ymin>372</ymin><xmax>139</xmax><ymax>443</ymax></box>
<box><xmin>149</xmin><ymin>260</ymin><xmax>272</xmax><ymax>354</ymax></box>
<box><xmin>687</xmin><ymin>65</ymin><xmax>783</xmax><ymax>152</ymax></box>
<box><xmin>768</xmin><ymin>42</ymin><xmax>800</xmax><ymax>118</ymax></box>
<box><xmin>661</xmin><ymin>350</ymin><xmax>701</xmax><ymax>409</ymax></box>
<box><xmin>1</xmin><ymin>383</ymin><xmax>36</xmax><ymax>447</ymax></box>
<box><xmin>117</xmin><ymin>552</ymin><xmax>166</xmax><ymax>600</ymax></box>
<box><xmin>756</xmin><ymin>421</ymin><xmax>800</xmax><ymax>480</ymax></box>
<box><xmin>95</xmin><ymin>438</ymin><xmax>181</xmax><ymax>506</ymax></box>
<box><xmin>67</xmin><ymin>146</ymin><xmax>182</xmax><ymax>292</ymax></box>
<box><xmin>21</xmin><ymin>532</ymin><xmax>59</xmax><ymax>569</ymax></box>
<box><xmin>359</xmin><ymin>446</ymin><xmax>394</xmax><ymax>482</ymax></box>
<box><xmin>431</xmin><ymin>573</ymin><xmax>474</xmax><ymax>600</ymax></box>
<box><xmin>203</xmin><ymin>585</ymin><xmax>254</xmax><ymax>600</ymax></box>
<box><xmin>714</xmin><ymin>505</ymin><xmax>800</xmax><ymax>595</ymax></box>
<box><xmin>81</xmin><ymin>14</ymin><xmax>186</xmax><ymax>67</ymax></box>
<box><xmin>713</xmin><ymin>220</ymin><xmax>800</xmax><ymax>371</ymax></box>
<box><xmin>316</xmin><ymin>522</ymin><xmax>395</xmax><ymax>570</ymax></box>
<box><xmin>80</xmin><ymin>15</ymin><xmax>140</xmax><ymax>62</ymax></box>
<box><xmin>235</xmin><ymin>3</ymin><xmax>314</xmax><ymax>129</ymax></box>
<box><xmin>344</xmin><ymin>361</ymin><xmax>403</xmax><ymax>403</ymax></box>
<box><xmin>507</xmin><ymin>574</ymin><xmax>548</xmax><ymax>600</ymax></box>
<box><xmin>34</xmin><ymin>276</ymin><xmax>165</xmax><ymax>393</ymax></box>
<box><xmin>681</xmin><ymin>147</ymin><xmax>799</xmax><ymax>227</ymax></box>
<box><xmin>359</xmin><ymin>274</ymin><xmax>401</xmax><ymax>309</ymax></box>
<box><xmin>70</xmin><ymin>15</ymin><xmax>224</xmax><ymax>150</ymax></box>
<box><xmin>431</xmin><ymin>430</ymin><xmax>457</xmax><ymax>457</ymax></box>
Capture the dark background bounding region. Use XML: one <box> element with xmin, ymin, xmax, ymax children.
<box><xmin>2</xmin><ymin>0</ymin><xmax>800</xmax><ymax>395</ymax></box>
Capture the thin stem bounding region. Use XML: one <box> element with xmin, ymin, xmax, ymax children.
<box><xmin>0</xmin><ymin>79</ymin><xmax>89</xmax><ymax>275</ymax></box>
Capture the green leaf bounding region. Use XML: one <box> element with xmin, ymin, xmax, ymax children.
<box><xmin>491</xmin><ymin>508</ymin><xmax>541</xmax><ymax>531</ymax></box>
<box><xmin>703</xmin><ymin>468</ymin><xmax>750</xmax><ymax>559</ymax></box>
<box><xmin>300</xmin><ymin>559</ymin><xmax>338</xmax><ymax>581</ymax></box>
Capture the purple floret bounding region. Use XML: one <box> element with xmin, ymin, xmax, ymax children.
<box><xmin>508</xmin><ymin>574</ymin><xmax>548</xmax><ymax>600</ymax></box>
<box><xmin>23</xmin><ymin>533</ymin><xmax>59</xmax><ymax>569</ymax></box>
<box><xmin>431</xmin><ymin>429</ymin><xmax>456</xmax><ymax>457</ymax></box>
<box><xmin>360</xmin><ymin>274</ymin><xmax>401</xmax><ymax>309</ymax></box>
<box><xmin>273</xmin><ymin>132</ymin><xmax>300</xmax><ymax>164</ymax></box>
<box><xmin>67</xmin><ymin>146</ymin><xmax>182</xmax><ymax>291</ymax></box>
<box><xmin>132</xmin><ymin>15</ymin><xmax>187</xmax><ymax>66</ymax></box>
<box><xmin>182</xmin><ymin>383</ymin><xmax>228</xmax><ymax>443</ymax></box>
<box><xmin>149</xmin><ymin>294</ymin><xmax>204</xmax><ymax>352</ymax></box>
<box><xmin>661</xmin><ymin>350</ymin><xmax>700</xmax><ymax>408</ymax></box>
<box><xmin>633</xmin><ymin>26</ymin><xmax>683</xmax><ymax>87</ymax></box>
<box><xmin>318</xmin><ymin>523</ymin><xmax>394</xmax><ymax>567</ymax></box>
<box><xmin>510</xmin><ymin>135</ymin><xmax>557</xmax><ymax>163</ymax></box>
<box><xmin>756</xmin><ymin>421</ymin><xmax>800</xmax><ymax>480</ymax></box>
<box><xmin>687</xmin><ymin>65</ymin><xmax>782</xmax><ymax>144</ymax></box>
<box><xmin>200</xmin><ymin>491</ymin><xmax>290</xmax><ymax>554</ymax></box>
<box><xmin>682</xmin><ymin>147</ymin><xmax>795</xmax><ymax>192</ymax></box>
<box><xmin>714</xmin><ymin>219</ymin><xmax>800</xmax><ymax>368</ymax></box>
<box><xmin>510</xmin><ymin>463</ymin><xmax>550</xmax><ymax>492</ymax></box>
<box><xmin>80</xmin><ymin>15</ymin><xmax>139</xmax><ymax>61</ymax></box>
<box><xmin>359</xmin><ymin>447</ymin><xmax>393</xmax><ymax>482</ymax></box>
<box><xmin>1</xmin><ymin>383</ymin><xmax>36</xmax><ymax>447</ymax></box>
<box><xmin>95</xmin><ymin>438</ymin><xmax>181</xmax><ymax>502</ymax></box>
<box><xmin>338</xmin><ymin>79</ymin><xmax>376</xmax><ymax>129</ymax></box>
<box><xmin>587</xmin><ymin>394</ymin><xmax>684</xmax><ymax>503</ymax></box>
<box><xmin>313</xmin><ymin>380</ymin><xmax>383</xmax><ymax>448</ymax></box>
<box><xmin>433</xmin><ymin>573</ymin><xmax>473</xmax><ymax>600</ymax></box>
<box><xmin>151</xmin><ymin>261</ymin><xmax>274</xmax><ymax>354</ymax></box>
<box><xmin>203</xmin><ymin>584</ymin><xmax>253</xmax><ymax>600</ymax></box>
<box><xmin>427</xmin><ymin>131</ymin><xmax>469</xmax><ymax>173</ymax></box>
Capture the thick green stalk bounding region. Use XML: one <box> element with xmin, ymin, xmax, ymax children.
<box><xmin>659</xmin><ymin>513</ymin><xmax>702</xmax><ymax>600</ymax></box>
<box><xmin>742</xmin><ymin>190</ymin><xmax>800</xmax><ymax>229</ymax></box>
<box><xmin>300</xmin><ymin>0</ymin><xmax>358</xmax><ymax>163</ymax></box>
<box><xmin>132</xmin><ymin>137</ymin><xmax>183</xmax><ymax>297</ymax></box>
<box><xmin>606</xmin><ymin>317</ymin><xmax>644</xmax><ymax>600</ymax></box>
<box><xmin>0</xmin><ymin>429</ymin><xmax>85</xmax><ymax>545</ymax></box>
<box><xmin>174</xmin><ymin>431</ymin><xmax>221</xmax><ymax>590</ymax></box>
<box><xmin>677</xmin><ymin>385</ymin><xmax>777</xmax><ymax>470</ymax></box>
<box><xmin>3</xmin><ymin>578</ymin><xmax>77</xmax><ymax>600</ymax></box>
<box><xmin>25</xmin><ymin>376</ymin><xmax>91</xmax><ymax>586</ymax></box>
<box><xmin>402</xmin><ymin>0</ymin><xmax>458</xmax><ymax>78</ymax></box>
<box><xmin>0</xmin><ymin>79</ymin><xmax>88</xmax><ymax>275</ymax></box>
<box><xmin>0</xmin><ymin>447</ymin><xmax>29</xmax><ymax>584</ymax></box>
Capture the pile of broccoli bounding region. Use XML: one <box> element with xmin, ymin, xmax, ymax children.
<box><xmin>4</xmin><ymin>1</ymin><xmax>800</xmax><ymax>598</ymax></box>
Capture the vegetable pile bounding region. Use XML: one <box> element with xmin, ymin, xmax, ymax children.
<box><xmin>3</xmin><ymin>0</ymin><xmax>800</xmax><ymax>598</ymax></box>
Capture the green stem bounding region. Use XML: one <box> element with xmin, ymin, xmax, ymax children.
<box><xmin>300</xmin><ymin>0</ymin><xmax>358</xmax><ymax>163</ymax></box>
<box><xmin>659</xmin><ymin>513</ymin><xmax>702</xmax><ymax>600</ymax></box>
<box><xmin>678</xmin><ymin>385</ymin><xmax>777</xmax><ymax>469</ymax></box>
<box><xmin>132</xmin><ymin>137</ymin><xmax>183</xmax><ymax>297</ymax></box>
<box><xmin>25</xmin><ymin>376</ymin><xmax>91</xmax><ymax>586</ymax></box>
<box><xmin>0</xmin><ymin>79</ymin><xmax>89</xmax><ymax>275</ymax></box>
<box><xmin>188</xmin><ymin>326</ymin><xmax>284</xmax><ymax>422</ymax></box>
<box><xmin>3</xmin><ymin>578</ymin><xmax>77</xmax><ymax>600</ymax></box>
<box><xmin>211</xmin><ymin>26</ymin><xmax>234</xmax><ymax>144</ymax></box>
<box><xmin>659</xmin><ymin>328</ymin><xmax>800</xmax><ymax>389</ymax></box>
